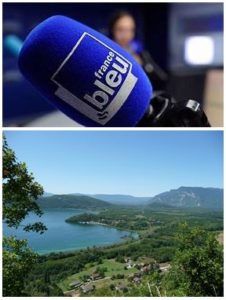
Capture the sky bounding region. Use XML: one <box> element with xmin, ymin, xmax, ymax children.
<box><xmin>4</xmin><ymin>130</ymin><xmax>223</xmax><ymax>197</ymax></box>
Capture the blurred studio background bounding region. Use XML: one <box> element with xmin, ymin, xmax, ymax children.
<box><xmin>3</xmin><ymin>2</ymin><xmax>223</xmax><ymax>127</ymax></box>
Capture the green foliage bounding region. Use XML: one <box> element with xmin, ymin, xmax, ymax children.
<box><xmin>30</xmin><ymin>269</ymin><xmax>64</xmax><ymax>296</ymax></box>
<box><xmin>3</xmin><ymin>236</ymin><xmax>38</xmax><ymax>296</ymax></box>
<box><xmin>66</xmin><ymin>206</ymin><xmax>223</xmax><ymax>234</ymax></box>
<box><xmin>38</xmin><ymin>194</ymin><xmax>112</xmax><ymax>209</ymax></box>
<box><xmin>164</xmin><ymin>223</ymin><xmax>223</xmax><ymax>296</ymax></box>
<box><xmin>23</xmin><ymin>248</ymin><xmax>104</xmax><ymax>295</ymax></box>
<box><xmin>3</xmin><ymin>135</ymin><xmax>46</xmax><ymax>233</ymax></box>
<box><xmin>97</xmin><ymin>258</ymin><xmax>103</xmax><ymax>264</ymax></box>
<box><xmin>3</xmin><ymin>135</ymin><xmax>48</xmax><ymax>296</ymax></box>
<box><xmin>25</xmin><ymin>278</ymin><xmax>64</xmax><ymax>296</ymax></box>
<box><xmin>79</xmin><ymin>274</ymin><xmax>90</xmax><ymax>282</ymax></box>
<box><xmin>92</xmin><ymin>286</ymin><xmax>116</xmax><ymax>296</ymax></box>
<box><xmin>127</xmin><ymin>271</ymin><xmax>162</xmax><ymax>296</ymax></box>
<box><xmin>95</xmin><ymin>266</ymin><xmax>107</xmax><ymax>277</ymax></box>
<box><xmin>66</xmin><ymin>207</ymin><xmax>151</xmax><ymax>230</ymax></box>
<box><xmin>115</xmin><ymin>273</ymin><xmax>125</xmax><ymax>279</ymax></box>
<box><xmin>115</xmin><ymin>255</ymin><xmax>125</xmax><ymax>263</ymax></box>
<box><xmin>49</xmin><ymin>283</ymin><xmax>65</xmax><ymax>296</ymax></box>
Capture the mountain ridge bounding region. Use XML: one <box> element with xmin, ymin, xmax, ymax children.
<box><xmin>148</xmin><ymin>186</ymin><xmax>223</xmax><ymax>210</ymax></box>
<box><xmin>40</xmin><ymin>187</ymin><xmax>223</xmax><ymax>210</ymax></box>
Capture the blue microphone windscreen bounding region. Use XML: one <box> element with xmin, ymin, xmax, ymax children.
<box><xmin>18</xmin><ymin>15</ymin><xmax>153</xmax><ymax>126</ymax></box>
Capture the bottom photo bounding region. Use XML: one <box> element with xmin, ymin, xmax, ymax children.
<box><xmin>3</xmin><ymin>130</ymin><xmax>223</xmax><ymax>297</ymax></box>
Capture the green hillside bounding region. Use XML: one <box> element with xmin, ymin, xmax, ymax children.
<box><xmin>37</xmin><ymin>194</ymin><xmax>112</xmax><ymax>209</ymax></box>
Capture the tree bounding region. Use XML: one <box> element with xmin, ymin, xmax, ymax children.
<box><xmin>115</xmin><ymin>273</ymin><xmax>125</xmax><ymax>279</ymax></box>
<box><xmin>3</xmin><ymin>236</ymin><xmax>37</xmax><ymax>296</ymax></box>
<box><xmin>36</xmin><ymin>270</ymin><xmax>64</xmax><ymax>296</ymax></box>
<box><xmin>95</xmin><ymin>266</ymin><xmax>107</xmax><ymax>277</ymax></box>
<box><xmin>115</xmin><ymin>255</ymin><xmax>125</xmax><ymax>263</ymax></box>
<box><xmin>165</xmin><ymin>223</ymin><xmax>223</xmax><ymax>296</ymax></box>
<box><xmin>3</xmin><ymin>135</ymin><xmax>47</xmax><ymax>296</ymax></box>
<box><xmin>80</xmin><ymin>274</ymin><xmax>90</xmax><ymax>282</ymax></box>
<box><xmin>3</xmin><ymin>135</ymin><xmax>46</xmax><ymax>233</ymax></box>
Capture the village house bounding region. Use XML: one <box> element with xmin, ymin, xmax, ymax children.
<box><xmin>69</xmin><ymin>280</ymin><xmax>82</xmax><ymax>289</ymax></box>
<box><xmin>124</xmin><ymin>257</ymin><xmax>136</xmax><ymax>269</ymax></box>
<box><xmin>141</xmin><ymin>263</ymin><xmax>155</xmax><ymax>273</ymax></box>
<box><xmin>81</xmin><ymin>284</ymin><xmax>95</xmax><ymax>294</ymax></box>
<box><xmin>159</xmin><ymin>262</ymin><xmax>171</xmax><ymax>273</ymax></box>
<box><xmin>90</xmin><ymin>272</ymin><xmax>103</xmax><ymax>281</ymax></box>
<box><xmin>137</xmin><ymin>262</ymin><xmax>145</xmax><ymax>269</ymax></box>
<box><xmin>133</xmin><ymin>276</ymin><xmax>141</xmax><ymax>284</ymax></box>
<box><xmin>126</xmin><ymin>262</ymin><xmax>133</xmax><ymax>269</ymax></box>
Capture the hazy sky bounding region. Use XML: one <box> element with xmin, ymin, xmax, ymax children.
<box><xmin>4</xmin><ymin>130</ymin><xmax>223</xmax><ymax>196</ymax></box>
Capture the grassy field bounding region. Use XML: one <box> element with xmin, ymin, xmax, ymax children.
<box><xmin>58</xmin><ymin>258</ymin><xmax>138</xmax><ymax>292</ymax></box>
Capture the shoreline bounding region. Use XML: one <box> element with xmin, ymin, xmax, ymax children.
<box><xmin>68</xmin><ymin>220</ymin><xmax>140</xmax><ymax>235</ymax></box>
<box><xmin>39</xmin><ymin>223</ymin><xmax>140</xmax><ymax>256</ymax></box>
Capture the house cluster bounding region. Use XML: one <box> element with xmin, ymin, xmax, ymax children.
<box><xmin>125</xmin><ymin>257</ymin><xmax>160</xmax><ymax>274</ymax></box>
<box><xmin>69</xmin><ymin>271</ymin><xmax>104</xmax><ymax>294</ymax></box>
<box><xmin>69</xmin><ymin>280</ymin><xmax>95</xmax><ymax>294</ymax></box>
<box><xmin>125</xmin><ymin>258</ymin><xmax>171</xmax><ymax>286</ymax></box>
<box><xmin>137</xmin><ymin>261</ymin><xmax>160</xmax><ymax>273</ymax></box>
<box><xmin>127</xmin><ymin>270</ymin><xmax>147</xmax><ymax>285</ymax></box>
<box><xmin>68</xmin><ymin>258</ymin><xmax>171</xmax><ymax>295</ymax></box>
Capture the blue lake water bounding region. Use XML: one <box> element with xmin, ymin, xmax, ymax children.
<box><xmin>3</xmin><ymin>209</ymin><xmax>136</xmax><ymax>254</ymax></box>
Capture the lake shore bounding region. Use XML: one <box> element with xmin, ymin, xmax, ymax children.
<box><xmin>4</xmin><ymin>209</ymin><xmax>137</xmax><ymax>255</ymax></box>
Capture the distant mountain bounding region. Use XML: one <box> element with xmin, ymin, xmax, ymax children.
<box><xmin>148</xmin><ymin>187</ymin><xmax>223</xmax><ymax>210</ymax></box>
<box><xmin>91</xmin><ymin>194</ymin><xmax>151</xmax><ymax>206</ymax></box>
<box><xmin>37</xmin><ymin>194</ymin><xmax>112</xmax><ymax>209</ymax></box>
<box><xmin>42</xmin><ymin>192</ymin><xmax>54</xmax><ymax>197</ymax></box>
<box><xmin>41</xmin><ymin>187</ymin><xmax>223</xmax><ymax>210</ymax></box>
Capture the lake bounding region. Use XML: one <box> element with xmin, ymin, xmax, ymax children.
<box><xmin>3</xmin><ymin>209</ymin><xmax>136</xmax><ymax>254</ymax></box>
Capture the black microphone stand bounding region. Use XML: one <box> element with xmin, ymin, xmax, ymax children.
<box><xmin>137</xmin><ymin>91</ymin><xmax>211</xmax><ymax>127</ymax></box>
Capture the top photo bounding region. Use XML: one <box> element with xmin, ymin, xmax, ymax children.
<box><xmin>3</xmin><ymin>2</ymin><xmax>223</xmax><ymax>127</ymax></box>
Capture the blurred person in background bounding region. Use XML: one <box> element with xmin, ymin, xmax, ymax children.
<box><xmin>108</xmin><ymin>10</ymin><xmax>168</xmax><ymax>90</ymax></box>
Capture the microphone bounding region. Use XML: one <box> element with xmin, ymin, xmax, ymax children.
<box><xmin>18</xmin><ymin>15</ymin><xmax>153</xmax><ymax>127</ymax></box>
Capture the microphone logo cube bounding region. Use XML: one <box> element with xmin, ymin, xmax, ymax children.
<box><xmin>51</xmin><ymin>33</ymin><xmax>138</xmax><ymax>125</ymax></box>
